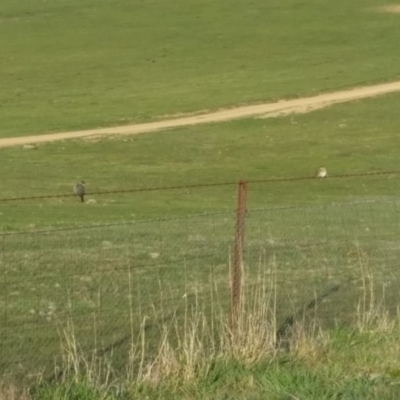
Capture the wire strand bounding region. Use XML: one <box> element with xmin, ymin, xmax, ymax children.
<box><xmin>0</xmin><ymin>170</ymin><xmax>398</xmax><ymax>203</ymax></box>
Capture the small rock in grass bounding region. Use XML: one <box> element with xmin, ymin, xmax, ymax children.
<box><xmin>23</xmin><ymin>144</ymin><xmax>38</xmax><ymax>150</ymax></box>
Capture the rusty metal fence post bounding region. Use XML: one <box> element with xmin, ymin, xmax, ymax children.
<box><xmin>231</xmin><ymin>180</ymin><xmax>248</xmax><ymax>332</ymax></box>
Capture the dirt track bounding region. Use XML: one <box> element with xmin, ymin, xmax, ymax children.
<box><xmin>2</xmin><ymin>80</ymin><xmax>400</xmax><ymax>148</ymax></box>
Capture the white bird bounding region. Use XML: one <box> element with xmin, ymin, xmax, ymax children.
<box><xmin>73</xmin><ymin>181</ymin><xmax>86</xmax><ymax>202</ymax></box>
<box><xmin>317</xmin><ymin>167</ymin><xmax>327</xmax><ymax>178</ymax></box>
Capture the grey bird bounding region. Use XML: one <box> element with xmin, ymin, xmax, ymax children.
<box><xmin>73</xmin><ymin>181</ymin><xmax>86</xmax><ymax>202</ymax></box>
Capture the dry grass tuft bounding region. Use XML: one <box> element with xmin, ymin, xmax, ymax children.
<box><xmin>355</xmin><ymin>242</ymin><xmax>394</xmax><ymax>333</ymax></box>
<box><xmin>0</xmin><ymin>386</ymin><xmax>29</xmax><ymax>400</ymax></box>
<box><xmin>6</xmin><ymin>247</ymin><xmax>400</xmax><ymax>394</ymax></box>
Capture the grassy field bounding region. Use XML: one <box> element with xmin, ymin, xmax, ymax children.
<box><xmin>2</xmin><ymin>0</ymin><xmax>400</xmax><ymax>393</ymax></box>
<box><xmin>2</xmin><ymin>198</ymin><xmax>400</xmax><ymax>385</ymax></box>
<box><xmin>9</xmin><ymin>314</ymin><xmax>400</xmax><ymax>399</ymax></box>
<box><xmin>2</xmin><ymin>92</ymin><xmax>400</xmax><ymax>376</ymax></box>
<box><xmin>38</xmin><ymin>336</ymin><xmax>400</xmax><ymax>400</ymax></box>
<box><xmin>1</xmin><ymin>0</ymin><xmax>400</xmax><ymax>137</ymax></box>
<box><xmin>1</xmin><ymin>92</ymin><xmax>400</xmax><ymax>230</ymax></box>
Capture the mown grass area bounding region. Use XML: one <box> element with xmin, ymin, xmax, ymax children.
<box><xmin>1</xmin><ymin>92</ymin><xmax>400</xmax><ymax>230</ymax></box>
<box><xmin>1</xmin><ymin>0</ymin><xmax>400</xmax><ymax>137</ymax></box>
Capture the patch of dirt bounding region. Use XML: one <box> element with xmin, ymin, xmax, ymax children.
<box><xmin>257</xmin><ymin>102</ymin><xmax>333</xmax><ymax>119</ymax></box>
<box><xmin>1</xmin><ymin>80</ymin><xmax>400</xmax><ymax>148</ymax></box>
<box><xmin>82</xmin><ymin>135</ymin><xmax>108</xmax><ymax>143</ymax></box>
<box><xmin>380</xmin><ymin>5</ymin><xmax>400</xmax><ymax>13</ymax></box>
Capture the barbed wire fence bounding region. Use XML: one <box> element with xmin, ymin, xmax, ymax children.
<box><xmin>0</xmin><ymin>169</ymin><xmax>399</xmax><ymax>203</ymax></box>
<box><xmin>0</xmin><ymin>171</ymin><xmax>400</xmax><ymax>384</ymax></box>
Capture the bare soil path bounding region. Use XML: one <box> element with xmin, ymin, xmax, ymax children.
<box><xmin>2</xmin><ymin>80</ymin><xmax>400</xmax><ymax>148</ymax></box>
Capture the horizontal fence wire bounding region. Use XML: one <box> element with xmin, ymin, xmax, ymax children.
<box><xmin>0</xmin><ymin>169</ymin><xmax>399</xmax><ymax>203</ymax></box>
<box><xmin>1</xmin><ymin>182</ymin><xmax>400</xmax><ymax>384</ymax></box>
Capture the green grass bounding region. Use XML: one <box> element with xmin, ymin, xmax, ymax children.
<box><xmin>2</xmin><ymin>198</ymin><xmax>400</xmax><ymax>385</ymax></box>
<box><xmin>2</xmin><ymin>0</ymin><xmax>400</xmax><ymax>391</ymax></box>
<box><xmin>1</xmin><ymin>92</ymin><xmax>400</xmax><ymax>230</ymax></box>
<box><xmin>2</xmin><ymin>82</ymin><xmax>400</xmax><ymax>385</ymax></box>
<box><xmin>23</xmin><ymin>325</ymin><xmax>400</xmax><ymax>399</ymax></box>
<box><xmin>33</xmin><ymin>381</ymin><xmax>113</xmax><ymax>400</ymax></box>
<box><xmin>1</xmin><ymin>0</ymin><xmax>400</xmax><ymax>137</ymax></box>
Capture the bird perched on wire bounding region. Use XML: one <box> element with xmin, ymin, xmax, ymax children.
<box><xmin>73</xmin><ymin>181</ymin><xmax>86</xmax><ymax>202</ymax></box>
<box><xmin>317</xmin><ymin>167</ymin><xmax>327</xmax><ymax>178</ymax></box>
